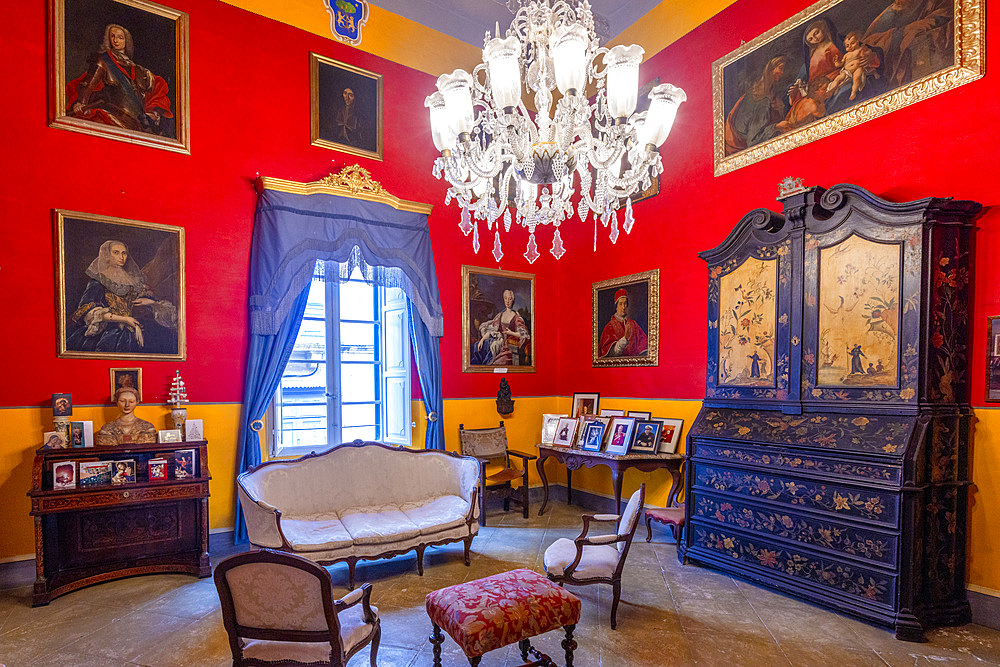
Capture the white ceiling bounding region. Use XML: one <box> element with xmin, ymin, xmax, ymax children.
<box><xmin>368</xmin><ymin>0</ymin><xmax>661</xmax><ymax>46</ymax></box>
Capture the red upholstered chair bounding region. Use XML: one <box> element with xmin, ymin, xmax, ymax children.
<box><xmin>645</xmin><ymin>506</ymin><xmax>686</xmax><ymax>542</ymax></box>
<box><xmin>458</xmin><ymin>422</ymin><xmax>536</xmax><ymax>526</ymax></box>
<box><xmin>543</xmin><ymin>484</ymin><xmax>645</xmax><ymax>629</ymax></box>
<box><xmin>214</xmin><ymin>549</ymin><xmax>380</xmax><ymax>667</ymax></box>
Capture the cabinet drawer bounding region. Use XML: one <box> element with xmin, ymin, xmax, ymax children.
<box><xmin>33</xmin><ymin>483</ymin><xmax>208</xmax><ymax>514</ymax></box>
<box><xmin>695</xmin><ymin>443</ymin><xmax>901</xmax><ymax>486</ymax></box>
<box><xmin>692</xmin><ymin>462</ymin><xmax>898</xmax><ymax>527</ymax></box>
<box><xmin>689</xmin><ymin>521</ymin><xmax>896</xmax><ymax>607</ymax></box>
<box><xmin>693</xmin><ymin>495</ymin><xmax>898</xmax><ymax>568</ymax></box>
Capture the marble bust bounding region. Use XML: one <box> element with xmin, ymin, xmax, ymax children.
<box><xmin>96</xmin><ymin>387</ymin><xmax>157</xmax><ymax>446</ymax></box>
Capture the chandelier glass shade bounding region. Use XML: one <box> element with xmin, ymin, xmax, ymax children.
<box><xmin>426</xmin><ymin>0</ymin><xmax>686</xmax><ymax>263</ymax></box>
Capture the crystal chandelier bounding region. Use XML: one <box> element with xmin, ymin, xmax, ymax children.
<box><xmin>425</xmin><ymin>0</ymin><xmax>686</xmax><ymax>263</ymax></box>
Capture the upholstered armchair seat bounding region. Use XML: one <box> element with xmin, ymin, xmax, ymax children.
<box><xmin>238</xmin><ymin>442</ymin><xmax>481</xmax><ymax>588</ymax></box>
<box><xmin>543</xmin><ymin>539</ymin><xmax>621</xmax><ymax>579</ymax></box>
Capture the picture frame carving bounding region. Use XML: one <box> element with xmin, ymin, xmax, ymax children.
<box><xmin>592</xmin><ymin>269</ymin><xmax>659</xmax><ymax>367</ymax></box>
<box><xmin>462</xmin><ymin>265</ymin><xmax>535</xmax><ymax>373</ymax></box>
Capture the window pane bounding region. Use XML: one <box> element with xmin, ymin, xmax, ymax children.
<box><xmin>341</xmin><ymin>363</ymin><xmax>377</xmax><ymax>403</ymax></box>
<box><xmin>343</xmin><ymin>425</ymin><xmax>377</xmax><ymax>442</ymax></box>
<box><xmin>342</xmin><ymin>403</ymin><xmax>377</xmax><ymax>427</ymax></box>
<box><xmin>279</xmin><ymin>362</ymin><xmax>327</xmax><ymax>404</ymax></box>
<box><xmin>340</xmin><ymin>280</ymin><xmax>375</xmax><ymax>321</ymax></box>
<box><xmin>341</xmin><ymin>323</ymin><xmax>377</xmax><ymax>361</ymax></box>
<box><xmin>277</xmin><ymin>402</ymin><xmax>327</xmax><ymax>449</ymax></box>
<box><xmin>303</xmin><ymin>279</ymin><xmax>326</xmax><ymax>318</ymax></box>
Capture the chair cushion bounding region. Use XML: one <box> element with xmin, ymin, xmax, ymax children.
<box><xmin>239</xmin><ymin>603</ymin><xmax>378</xmax><ymax>662</ymax></box>
<box><xmin>400</xmin><ymin>495</ymin><xmax>471</xmax><ymax>535</ymax></box>
<box><xmin>280</xmin><ymin>514</ymin><xmax>354</xmax><ymax>552</ymax></box>
<box><xmin>339</xmin><ymin>506</ymin><xmax>421</xmax><ymax>545</ymax></box>
<box><xmin>646</xmin><ymin>507</ymin><xmax>685</xmax><ymax>525</ymax></box>
<box><xmin>543</xmin><ymin>538</ymin><xmax>621</xmax><ymax>579</ymax></box>
<box><xmin>425</xmin><ymin>569</ymin><xmax>580</xmax><ymax>658</ymax></box>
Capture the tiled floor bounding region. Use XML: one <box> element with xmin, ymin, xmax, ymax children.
<box><xmin>2</xmin><ymin>501</ymin><xmax>999</xmax><ymax>666</ymax></box>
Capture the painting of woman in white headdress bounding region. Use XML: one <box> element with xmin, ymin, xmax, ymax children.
<box><xmin>57</xmin><ymin>210</ymin><xmax>185</xmax><ymax>360</ymax></box>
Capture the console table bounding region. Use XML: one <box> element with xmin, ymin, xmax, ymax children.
<box><xmin>535</xmin><ymin>445</ymin><xmax>684</xmax><ymax>516</ymax></box>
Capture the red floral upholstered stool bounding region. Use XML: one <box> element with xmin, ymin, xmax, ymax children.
<box><xmin>425</xmin><ymin>568</ymin><xmax>581</xmax><ymax>666</ymax></box>
<box><xmin>645</xmin><ymin>507</ymin><xmax>685</xmax><ymax>542</ymax></box>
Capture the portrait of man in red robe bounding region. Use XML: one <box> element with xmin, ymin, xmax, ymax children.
<box><xmin>598</xmin><ymin>287</ymin><xmax>649</xmax><ymax>358</ymax></box>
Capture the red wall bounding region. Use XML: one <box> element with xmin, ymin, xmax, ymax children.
<box><xmin>553</xmin><ymin>0</ymin><xmax>1000</xmax><ymax>406</ymax></box>
<box><xmin>0</xmin><ymin>0</ymin><xmax>559</xmax><ymax>411</ymax></box>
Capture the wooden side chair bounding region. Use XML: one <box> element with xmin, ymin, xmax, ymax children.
<box><xmin>542</xmin><ymin>484</ymin><xmax>645</xmax><ymax>629</ymax></box>
<box><xmin>214</xmin><ymin>548</ymin><xmax>380</xmax><ymax>667</ymax></box>
<box><xmin>458</xmin><ymin>422</ymin><xmax>536</xmax><ymax>527</ymax></box>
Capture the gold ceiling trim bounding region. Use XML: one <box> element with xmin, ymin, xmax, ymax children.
<box><xmin>258</xmin><ymin>165</ymin><xmax>434</xmax><ymax>215</ymax></box>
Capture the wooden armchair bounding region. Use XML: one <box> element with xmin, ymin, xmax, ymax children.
<box><xmin>214</xmin><ymin>548</ymin><xmax>380</xmax><ymax>667</ymax></box>
<box><xmin>542</xmin><ymin>484</ymin><xmax>645</xmax><ymax>629</ymax></box>
<box><xmin>458</xmin><ymin>422</ymin><xmax>536</xmax><ymax>527</ymax></box>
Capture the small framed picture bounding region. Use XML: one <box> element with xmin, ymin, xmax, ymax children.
<box><xmin>148</xmin><ymin>458</ymin><xmax>168</xmax><ymax>481</ymax></box>
<box><xmin>600</xmin><ymin>408</ymin><xmax>625</xmax><ymax>417</ymax></box>
<box><xmin>81</xmin><ymin>421</ymin><xmax>94</xmax><ymax>447</ymax></box>
<box><xmin>43</xmin><ymin>431</ymin><xmax>68</xmax><ymax>449</ymax></box>
<box><xmin>185</xmin><ymin>418</ymin><xmax>203</xmax><ymax>441</ymax></box>
<box><xmin>159</xmin><ymin>429</ymin><xmax>182</xmax><ymax>443</ymax></box>
<box><xmin>53</xmin><ymin>461</ymin><xmax>76</xmax><ymax>490</ymax></box>
<box><xmin>111</xmin><ymin>459</ymin><xmax>136</xmax><ymax>485</ymax></box>
<box><xmin>571</xmin><ymin>392</ymin><xmax>600</xmax><ymax>418</ymax></box>
<box><xmin>580</xmin><ymin>422</ymin><xmax>606</xmax><ymax>452</ymax></box>
<box><xmin>311</xmin><ymin>52</ymin><xmax>383</xmax><ymax>161</ymax></box>
<box><xmin>605</xmin><ymin>417</ymin><xmax>637</xmax><ymax>455</ymax></box>
<box><xmin>626</xmin><ymin>410</ymin><xmax>652</xmax><ymax>420</ymax></box>
<box><xmin>988</xmin><ymin>316</ymin><xmax>1000</xmax><ymax>402</ymax></box>
<box><xmin>110</xmin><ymin>368</ymin><xmax>143</xmax><ymax>402</ymax></box>
<box><xmin>552</xmin><ymin>418</ymin><xmax>578</xmax><ymax>448</ymax></box>
<box><xmin>631</xmin><ymin>420</ymin><xmax>662</xmax><ymax>453</ymax></box>
<box><xmin>69</xmin><ymin>421</ymin><xmax>85</xmax><ymax>447</ymax></box>
<box><xmin>80</xmin><ymin>461</ymin><xmax>112</xmax><ymax>487</ymax></box>
<box><xmin>52</xmin><ymin>393</ymin><xmax>73</xmax><ymax>417</ymax></box>
<box><xmin>174</xmin><ymin>449</ymin><xmax>196</xmax><ymax>478</ymax></box>
<box><xmin>655</xmin><ymin>418</ymin><xmax>685</xmax><ymax>454</ymax></box>
<box><xmin>540</xmin><ymin>414</ymin><xmax>565</xmax><ymax>444</ymax></box>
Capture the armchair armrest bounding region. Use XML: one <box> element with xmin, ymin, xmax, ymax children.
<box><xmin>506</xmin><ymin>449</ymin><xmax>538</xmax><ymax>461</ymax></box>
<box><xmin>236</xmin><ymin>480</ymin><xmax>287</xmax><ymax>549</ymax></box>
<box><xmin>575</xmin><ymin>513</ymin><xmax>620</xmax><ymax>541</ymax></box>
<box><xmin>335</xmin><ymin>582</ymin><xmax>377</xmax><ymax>624</ymax></box>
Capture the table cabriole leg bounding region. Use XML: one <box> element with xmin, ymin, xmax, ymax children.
<box><xmin>536</xmin><ymin>455</ymin><xmax>550</xmax><ymax>515</ymax></box>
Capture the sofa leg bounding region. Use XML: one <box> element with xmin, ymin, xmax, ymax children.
<box><xmin>416</xmin><ymin>545</ymin><xmax>426</xmax><ymax>576</ymax></box>
<box><xmin>645</xmin><ymin>514</ymin><xmax>654</xmax><ymax>543</ymax></box>
<box><xmin>347</xmin><ymin>559</ymin><xmax>357</xmax><ymax>591</ymax></box>
<box><xmin>463</xmin><ymin>535</ymin><xmax>472</xmax><ymax>566</ymax></box>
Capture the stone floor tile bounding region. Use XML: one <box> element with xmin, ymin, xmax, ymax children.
<box><xmin>25</xmin><ymin>650</ymin><xmax>143</xmax><ymax>667</ymax></box>
<box><xmin>346</xmin><ymin>644</ymin><xmax>418</xmax><ymax>666</ymax></box>
<box><xmin>135</xmin><ymin>576</ymin><xmax>222</xmax><ymax>620</ymax></box>
<box><xmin>58</xmin><ymin>609</ymin><xmax>196</xmax><ymax>662</ymax></box>
<box><xmin>685</xmin><ymin>631</ymin><xmax>792</xmax><ymax>666</ymax></box>
<box><xmin>777</xmin><ymin>639</ymin><xmax>890</xmax><ymax>666</ymax></box>
<box><xmin>132</xmin><ymin>610</ymin><xmax>232</xmax><ymax>667</ymax></box>
<box><xmin>875</xmin><ymin>646</ymin><xmax>995</xmax><ymax>666</ymax></box>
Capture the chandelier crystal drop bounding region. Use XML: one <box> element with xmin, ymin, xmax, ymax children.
<box><xmin>426</xmin><ymin>0</ymin><xmax>686</xmax><ymax>263</ymax></box>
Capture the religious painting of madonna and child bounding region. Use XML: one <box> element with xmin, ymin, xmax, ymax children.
<box><xmin>713</xmin><ymin>0</ymin><xmax>983</xmax><ymax>175</ymax></box>
<box><xmin>49</xmin><ymin>0</ymin><xmax>190</xmax><ymax>154</ymax></box>
<box><xmin>817</xmin><ymin>235</ymin><xmax>901</xmax><ymax>387</ymax></box>
<box><xmin>718</xmin><ymin>257</ymin><xmax>778</xmax><ymax>387</ymax></box>
<box><xmin>311</xmin><ymin>53</ymin><xmax>383</xmax><ymax>161</ymax></box>
<box><xmin>57</xmin><ymin>210</ymin><xmax>186</xmax><ymax>360</ymax></box>
<box><xmin>592</xmin><ymin>270</ymin><xmax>659</xmax><ymax>368</ymax></box>
<box><xmin>462</xmin><ymin>266</ymin><xmax>535</xmax><ymax>373</ymax></box>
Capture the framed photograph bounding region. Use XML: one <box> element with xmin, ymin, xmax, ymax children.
<box><xmin>56</xmin><ymin>210</ymin><xmax>185</xmax><ymax>360</ymax></box>
<box><xmin>109</xmin><ymin>368</ymin><xmax>142</xmax><ymax>401</ymax></box>
<box><xmin>655</xmin><ymin>418</ymin><xmax>684</xmax><ymax>454</ymax></box>
<box><xmin>552</xmin><ymin>418</ymin><xmax>578</xmax><ymax>448</ymax></box>
<box><xmin>185</xmin><ymin>418</ymin><xmax>203</xmax><ymax>441</ymax></box>
<box><xmin>540</xmin><ymin>414</ymin><xmax>565</xmax><ymax>444</ymax></box>
<box><xmin>158</xmin><ymin>429</ymin><xmax>182</xmax><ymax>443</ymax></box>
<box><xmin>69</xmin><ymin>422</ymin><xmax>85</xmax><ymax>448</ymax></box>
<box><xmin>110</xmin><ymin>459</ymin><xmax>136</xmax><ymax>484</ymax></box>
<box><xmin>82</xmin><ymin>421</ymin><xmax>94</xmax><ymax>447</ymax></box>
<box><xmin>462</xmin><ymin>266</ymin><xmax>535</xmax><ymax>372</ymax></box>
<box><xmin>631</xmin><ymin>420</ymin><xmax>662</xmax><ymax>454</ymax></box>
<box><xmin>571</xmin><ymin>392</ymin><xmax>600</xmax><ymax>418</ymax></box>
<box><xmin>988</xmin><ymin>317</ymin><xmax>1000</xmax><ymax>402</ymax></box>
<box><xmin>174</xmin><ymin>448</ymin><xmax>195</xmax><ymax>478</ymax></box>
<box><xmin>52</xmin><ymin>393</ymin><xmax>73</xmax><ymax>417</ymax></box>
<box><xmin>310</xmin><ymin>52</ymin><xmax>383</xmax><ymax>160</ymax></box>
<box><xmin>600</xmin><ymin>408</ymin><xmax>625</xmax><ymax>417</ymax></box>
<box><xmin>43</xmin><ymin>431</ymin><xmax>68</xmax><ymax>449</ymax></box>
<box><xmin>580</xmin><ymin>421</ymin><xmax>606</xmax><ymax>452</ymax></box>
<box><xmin>593</xmin><ymin>270</ymin><xmax>659</xmax><ymax>367</ymax></box>
<box><xmin>148</xmin><ymin>457</ymin><xmax>168</xmax><ymax>480</ymax></box>
<box><xmin>713</xmin><ymin>0</ymin><xmax>983</xmax><ymax>176</ymax></box>
<box><xmin>53</xmin><ymin>462</ymin><xmax>77</xmax><ymax>490</ymax></box>
<box><xmin>80</xmin><ymin>461</ymin><xmax>112</xmax><ymax>487</ymax></box>
<box><xmin>49</xmin><ymin>0</ymin><xmax>190</xmax><ymax>153</ymax></box>
<box><xmin>627</xmin><ymin>410</ymin><xmax>652</xmax><ymax>420</ymax></box>
<box><xmin>605</xmin><ymin>417</ymin><xmax>636</xmax><ymax>456</ymax></box>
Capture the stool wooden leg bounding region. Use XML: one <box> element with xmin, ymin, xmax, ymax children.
<box><xmin>519</xmin><ymin>638</ymin><xmax>530</xmax><ymax>661</ymax></box>
<box><xmin>469</xmin><ymin>657</ymin><xmax>481</xmax><ymax>666</ymax></box>
<box><xmin>562</xmin><ymin>624</ymin><xmax>577</xmax><ymax>667</ymax></box>
<box><xmin>430</xmin><ymin>623</ymin><xmax>444</xmax><ymax>666</ymax></box>
<box><xmin>645</xmin><ymin>514</ymin><xmax>654</xmax><ymax>542</ymax></box>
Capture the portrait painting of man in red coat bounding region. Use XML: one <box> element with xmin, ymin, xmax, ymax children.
<box><xmin>593</xmin><ymin>270</ymin><xmax>659</xmax><ymax>367</ymax></box>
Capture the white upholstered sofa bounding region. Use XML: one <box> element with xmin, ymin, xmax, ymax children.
<box><xmin>237</xmin><ymin>441</ymin><xmax>480</xmax><ymax>588</ymax></box>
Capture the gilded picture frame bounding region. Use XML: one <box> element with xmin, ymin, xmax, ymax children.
<box><xmin>56</xmin><ymin>209</ymin><xmax>186</xmax><ymax>360</ymax></box>
<box><xmin>109</xmin><ymin>367</ymin><xmax>143</xmax><ymax>401</ymax></box>
<box><xmin>49</xmin><ymin>0</ymin><xmax>190</xmax><ymax>154</ymax></box>
<box><xmin>987</xmin><ymin>316</ymin><xmax>1000</xmax><ymax>402</ymax></box>
<box><xmin>310</xmin><ymin>52</ymin><xmax>383</xmax><ymax>161</ymax></box>
<box><xmin>462</xmin><ymin>265</ymin><xmax>535</xmax><ymax>373</ymax></box>
<box><xmin>713</xmin><ymin>0</ymin><xmax>983</xmax><ymax>176</ymax></box>
<box><xmin>592</xmin><ymin>269</ymin><xmax>659</xmax><ymax>367</ymax></box>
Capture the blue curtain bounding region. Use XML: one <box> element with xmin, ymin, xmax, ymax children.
<box><xmin>409</xmin><ymin>308</ymin><xmax>445</xmax><ymax>450</ymax></box>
